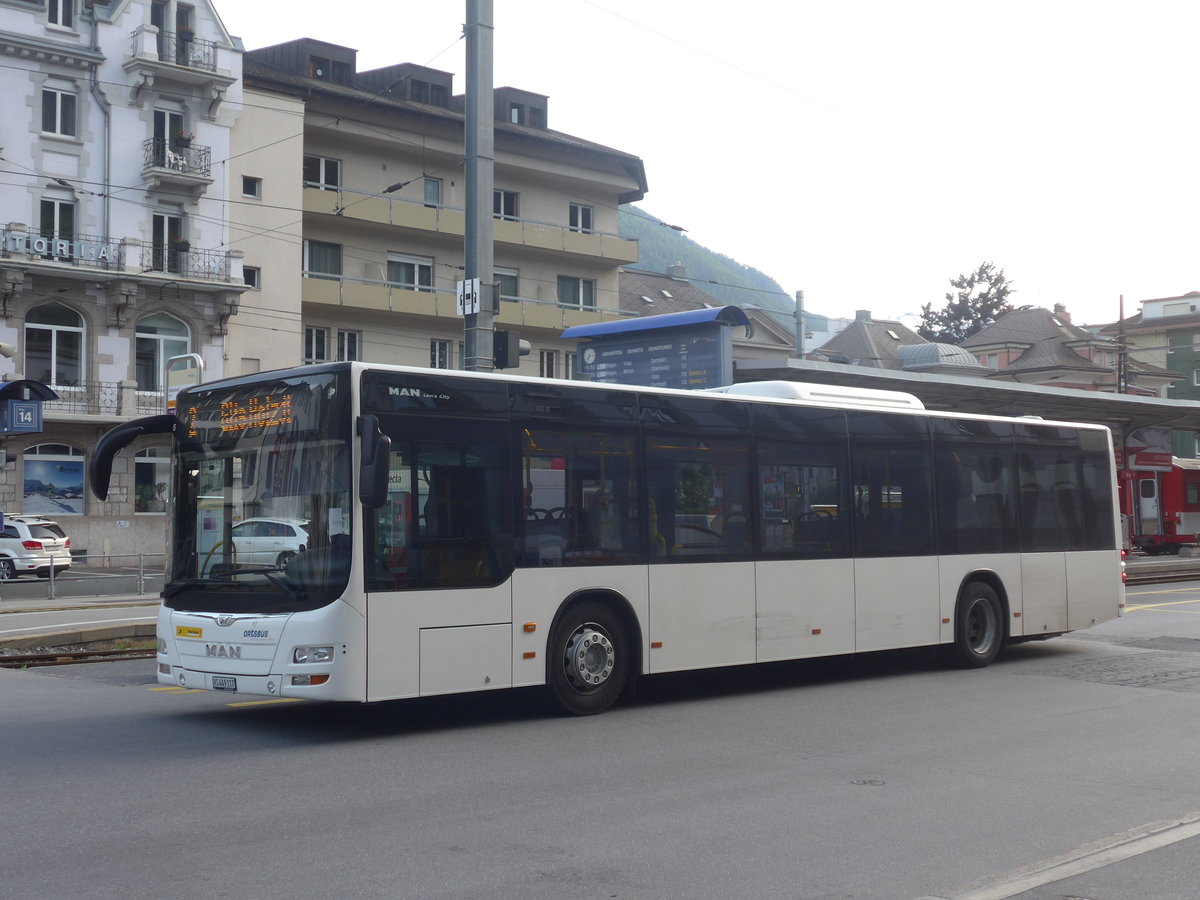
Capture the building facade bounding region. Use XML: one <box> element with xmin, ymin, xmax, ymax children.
<box><xmin>0</xmin><ymin>0</ymin><xmax>246</xmax><ymax>562</ymax></box>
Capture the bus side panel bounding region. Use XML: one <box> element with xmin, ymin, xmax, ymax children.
<box><xmin>510</xmin><ymin>565</ymin><xmax>650</xmax><ymax>688</ymax></box>
<box><xmin>647</xmin><ymin>562</ymin><xmax>756</xmax><ymax>673</ymax></box>
<box><xmin>1020</xmin><ymin>553</ymin><xmax>1068</xmax><ymax>636</ymax></box>
<box><xmin>365</xmin><ymin>582</ymin><xmax>512</xmax><ymax>702</ymax></box>
<box><xmin>936</xmin><ymin>555</ymin><xmax>1022</xmax><ymax>643</ymax></box>
<box><xmin>853</xmin><ymin>557</ymin><xmax>939</xmax><ymax>653</ymax></box>
<box><xmin>1066</xmin><ymin>550</ymin><xmax>1122</xmax><ymax>631</ymax></box>
<box><xmin>755</xmin><ymin>558</ymin><xmax>854</xmax><ymax>662</ymax></box>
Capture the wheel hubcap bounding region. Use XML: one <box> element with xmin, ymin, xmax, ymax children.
<box><xmin>564</xmin><ymin>625</ymin><xmax>614</xmax><ymax>692</ymax></box>
<box><xmin>967</xmin><ymin>599</ymin><xmax>997</xmax><ymax>653</ymax></box>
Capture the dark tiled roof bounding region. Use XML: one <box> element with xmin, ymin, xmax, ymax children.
<box><xmin>807</xmin><ymin>318</ymin><xmax>926</xmax><ymax>369</ymax></box>
<box><xmin>618</xmin><ymin>269</ymin><xmax>729</xmax><ymax>315</ymax></box>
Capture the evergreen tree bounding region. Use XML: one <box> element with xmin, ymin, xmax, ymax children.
<box><xmin>918</xmin><ymin>262</ymin><xmax>1015</xmax><ymax>343</ymax></box>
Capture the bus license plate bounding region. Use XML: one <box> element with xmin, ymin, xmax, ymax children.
<box><xmin>211</xmin><ymin>675</ymin><xmax>237</xmax><ymax>692</ymax></box>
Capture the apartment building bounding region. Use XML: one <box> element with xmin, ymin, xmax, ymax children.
<box><xmin>239</xmin><ymin>38</ymin><xmax>648</xmax><ymax>377</ymax></box>
<box><xmin>0</xmin><ymin>0</ymin><xmax>246</xmax><ymax>559</ymax></box>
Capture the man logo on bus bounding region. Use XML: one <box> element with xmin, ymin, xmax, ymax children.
<box><xmin>205</xmin><ymin>644</ymin><xmax>241</xmax><ymax>659</ymax></box>
<box><xmin>387</xmin><ymin>386</ymin><xmax>450</xmax><ymax>400</ymax></box>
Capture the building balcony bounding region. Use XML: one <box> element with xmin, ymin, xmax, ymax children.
<box><xmin>123</xmin><ymin>26</ymin><xmax>237</xmax><ymax>108</ymax></box>
<box><xmin>142</xmin><ymin>138</ymin><xmax>213</xmax><ymax>195</ymax></box>
<box><xmin>39</xmin><ymin>379</ymin><xmax>165</xmax><ymax>422</ymax></box>
<box><xmin>140</xmin><ymin>243</ymin><xmax>232</xmax><ymax>282</ymax></box>
<box><xmin>301</xmin><ymin>274</ymin><xmax>636</xmax><ymax>330</ymax></box>
<box><xmin>303</xmin><ymin>186</ymin><xmax>639</xmax><ymax>265</ymax></box>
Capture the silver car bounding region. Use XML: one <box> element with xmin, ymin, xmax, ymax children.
<box><xmin>230</xmin><ymin>517</ymin><xmax>309</xmax><ymax>567</ymax></box>
<box><xmin>0</xmin><ymin>515</ymin><xmax>71</xmax><ymax>579</ymax></box>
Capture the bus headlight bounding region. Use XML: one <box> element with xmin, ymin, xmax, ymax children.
<box><xmin>157</xmin><ymin>637</ymin><xmax>168</xmax><ymax>655</ymax></box>
<box><xmin>293</xmin><ymin>645</ymin><xmax>334</xmax><ymax>664</ymax></box>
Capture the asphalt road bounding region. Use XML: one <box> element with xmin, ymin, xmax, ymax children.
<box><xmin>4</xmin><ymin>581</ymin><xmax>1200</xmax><ymax>899</ymax></box>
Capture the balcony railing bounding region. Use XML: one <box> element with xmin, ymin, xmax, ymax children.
<box><xmin>158</xmin><ymin>31</ymin><xmax>217</xmax><ymax>72</ymax></box>
<box><xmin>142</xmin><ymin>138</ymin><xmax>211</xmax><ymax>178</ymax></box>
<box><xmin>39</xmin><ymin>380</ymin><xmax>161</xmax><ymax>417</ymax></box>
<box><xmin>0</xmin><ymin>230</ymin><xmax>123</xmax><ymax>270</ymax></box>
<box><xmin>140</xmin><ymin>243</ymin><xmax>231</xmax><ymax>281</ymax></box>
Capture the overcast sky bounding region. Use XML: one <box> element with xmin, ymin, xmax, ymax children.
<box><xmin>216</xmin><ymin>1</ymin><xmax>1200</xmax><ymax>329</ymax></box>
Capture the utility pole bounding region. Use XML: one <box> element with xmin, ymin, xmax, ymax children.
<box><xmin>794</xmin><ymin>289</ymin><xmax>805</xmax><ymax>358</ymax></box>
<box><xmin>463</xmin><ymin>0</ymin><xmax>494</xmax><ymax>371</ymax></box>
<box><xmin>1117</xmin><ymin>294</ymin><xmax>1128</xmax><ymax>393</ymax></box>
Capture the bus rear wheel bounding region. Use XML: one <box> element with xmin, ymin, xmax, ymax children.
<box><xmin>547</xmin><ymin>600</ymin><xmax>629</xmax><ymax>716</ymax></box>
<box><xmin>949</xmin><ymin>582</ymin><xmax>1004</xmax><ymax>669</ymax></box>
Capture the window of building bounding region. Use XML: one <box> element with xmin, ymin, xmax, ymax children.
<box><xmin>565</xmin><ymin>351</ymin><xmax>578</xmax><ymax>380</ymax></box>
<box><xmin>557</xmin><ymin>275</ymin><xmax>596</xmax><ymax>310</ymax></box>
<box><xmin>304</xmin><ymin>326</ymin><xmax>328</xmax><ymax>364</ymax></box>
<box><xmin>39</xmin><ymin>198</ymin><xmax>74</xmax><ymax>259</ymax></box>
<box><xmin>539</xmin><ymin>350</ymin><xmax>557</xmax><ymax>379</ymax></box>
<box><xmin>22</xmin><ymin>444</ymin><xmax>84</xmax><ymax>515</ymax></box>
<box><xmin>430</xmin><ymin>339</ymin><xmax>451</xmax><ymax>369</ymax></box>
<box><xmin>569</xmin><ymin>203</ymin><xmax>593</xmax><ymax>233</ymax></box>
<box><xmin>151</xmin><ymin>212</ymin><xmax>185</xmax><ymax>274</ymax></box>
<box><xmin>41</xmin><ymin>88</ymin><xmax>77</xmax><ymax>137</ymax></box>
<box><xmin>423</xmin><ymin>177</ymin><xmax>442</xmax><ymax>207</ymax></box>
<box><xmin>495</xmin><ymin>268</ymin><xmax>519</xmax><ymax>302</ymax></box>
<box><xmin>304</xmin><ymin>240</ymin><xmax>342</xmax><ymax>280</ymax></box>
<box><xmin>338</xmin><ymin>330</ymin><xmax>360</xmax><ymax>361</ymax></box>
<box><xmin>242</xmin><ymin>176</ymin><xmax>262</xmax><ymax>198</ymax></box>
<box><xmin>47</xmin><ymin>0</ymin><xmax>74</xmax><ymax>28</ymax></box>
<box><xmin>387</xmin><ymin>253</ymin><xmax>434</xmax><ymax>291</ymax></box>
<box><xmin>25</xmin><ymin>302</ymin><xmax>83</xmax><ymax>387</ymax></box>
<box><xmin>411</xmin><ymin>80</ymin><xmax>430</xmax><ymax>103</ymax></box>
<box><xmin>242</xmin><ymin>266</ymin><xmax>260</xmax><ymax>289</ymax></box>
<box><xmin>135</xmin><ymin>447</ymin><xmax>171</xmax><ymax>513</ymax></box>
<box><xmin>302</xmin><ymin>155</ymin><xmax>340</xmax><ymax>190</ymax></box>
<box><xmin>135</xmin><ymin>313</ymin><xmax>189</xmax><ymax>391</ymax></box>
<box><xmin>509</xmin><ymin>103</ymin><xmax>524</xmax><ymax>124</ymax></box>
<box><xmin>493</xmin><ymin>190</ymin><xmax>518</xmax><ymax>221</ymax></box>
<box><xmin>307</xmin><ymin>56</ymin><xmax>349</xmax><ymax>82</ymax></box>
<box><xmin>1193</xmin><ymin>368</ymin><xmax>1200</xmax><ymax>387</ymax></box>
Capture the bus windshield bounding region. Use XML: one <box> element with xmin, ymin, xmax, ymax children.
<box><xmin>166</xmin><ymin>369</ymin><xmax>353</xmax><ymax>614</ymax></box>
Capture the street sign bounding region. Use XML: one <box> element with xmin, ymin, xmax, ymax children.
<box><xmin>456</xmin><ymin>278</ymin><xmax>480</xmax><ymax>316</ymax></box>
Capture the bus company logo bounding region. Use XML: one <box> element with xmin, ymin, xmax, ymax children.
<box><xmin>205</xmin><ymin>643</ymin><xmax>242</xmax><ymax>659</ymax></box>
<box><xmin>388</xmin><ymin>386</ymin><xmax>450</xmax><ymax>401</ymax></box>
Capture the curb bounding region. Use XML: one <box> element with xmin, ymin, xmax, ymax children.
<box><xmin>1</xmin><ymin>623</ymin><xmax>156</xmax><ymax>651</ymax></box>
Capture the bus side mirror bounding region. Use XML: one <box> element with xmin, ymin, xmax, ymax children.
<box><xmin>89</xmin><ymin>414</ymin><xmax>182</xmax><ymax>501</ymax></box>
<box><xmin>358</xmin><ymin>414</ymin><xmax>391</xmax><ymax>509</ymax></box>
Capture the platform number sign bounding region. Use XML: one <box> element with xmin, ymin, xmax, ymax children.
<box><xmin>456</xmin><ymin>278</ymin><xmax>480</xmax><ymax>316</ymax></box>
<box><xmin>0</xmin><ymin>399</ymin><xmax>42</xmax><ymax>434</ymax></box>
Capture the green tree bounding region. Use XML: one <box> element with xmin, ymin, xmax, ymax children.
<box><xmin>918</xmin><ymin>261</ymin><xmax>1016</xmax><ymax>343</ymax></box>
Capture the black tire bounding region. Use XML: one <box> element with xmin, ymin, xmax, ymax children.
<box><xmin>0</xmin><ymin>558</ymin><xmax>16</xmax><ymax>580</ymax></box>
<box><xmin>547</xmin><ymin>600</ymin><xmax>630</xmax><ymax>716</ymax></box>
<box><xmin>949</xmin><ymin>582</ymin><xmax>1004</xmax><ymax>668</ymax></box>
<box><xmin>276</xmin><ymin>551</ymin><xmax>296</xmax><ymax>567</ymax></box>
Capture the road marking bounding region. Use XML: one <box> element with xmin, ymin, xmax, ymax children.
<box><xmin>0</xmin><ymin>615</ymin><xmax>154</xmax><ymax>637</ymax></box>
<box><xmin>927</xmin><ymin>812</ymin><xmax>1200</xmax><ymax>900</ymax></box>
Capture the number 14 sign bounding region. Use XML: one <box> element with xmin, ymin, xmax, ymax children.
<box><xmin>0</xmin><ymin>399</ymin><xmax>43</xmax><ymax>434</ymax></box>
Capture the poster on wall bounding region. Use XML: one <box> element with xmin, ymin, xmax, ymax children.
<box><xmin>23</xmin><ymin>458</ymin><xmax>84</xmax><ymax>515</ymax></box>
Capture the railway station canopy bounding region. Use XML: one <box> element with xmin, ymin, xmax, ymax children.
<box><xmin>733</xmin><ymin>358</ymin><xmax>1200</xmax><ymax>441</ymax></box>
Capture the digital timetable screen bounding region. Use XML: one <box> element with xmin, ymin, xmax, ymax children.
<box><xmin>184</xmin><ymin>392</ymin><xmax>295</xmax><ymax>435</ymax></box>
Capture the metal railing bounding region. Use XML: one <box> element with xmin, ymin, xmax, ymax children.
<box><xmin>159</xmin><ymin>32</ymin><xmax>217</xmax><ymax>72</ymax></box>
<box><xmin>142</xmin><ymin>137</ymin><xmax>212</xmax><ymax>178</ymax></box>
<box><xmin>42</xmin><ymin>380</ymin><xmax>122</xmax><ymax>416</ymax></box>
<box><xmin>0</xmin><ymin>553</ymin><xmax>166</xmax><ymax>602</ymax></box>
<box><xmin>139</xmin><ymin>243</ymin><xmax>232</xmax><ymax>281</ymax></box>
<box><xmin>0</xmin><ymin>229</ymin><xmax>124</xmax><ymax>271</ymax></box>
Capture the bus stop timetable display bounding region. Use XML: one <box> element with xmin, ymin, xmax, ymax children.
<box><xmin>580</xmin><ymin>328</ymin><xmax>728</xmax><ymax>390</ymax></box>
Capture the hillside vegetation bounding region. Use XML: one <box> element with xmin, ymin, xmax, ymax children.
<box><xmin>619</xmin><ymin>206</ymin><xmax>797</xmax><ymax>323</ymax></box>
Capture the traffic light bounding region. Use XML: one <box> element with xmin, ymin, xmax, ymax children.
<box><xmin>494</xmin><ymin>330</ymin><xmax>531</xmax><ymax>369</ymax></box>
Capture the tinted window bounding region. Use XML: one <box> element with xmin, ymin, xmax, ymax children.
<box><xmin>931</xmin><ymin>418</ymin><xmax>1018</xmax><ymax>554</ymax></box>
<box><xmin>753</xmin><ymin>404</ymin><xmax>850</xmax><ymax>558</ymax></box>
<box><xmin>848</xmin><ymin>412</ymin><xmax>934</xmax><ymax>557</ymax></box>
<box><xmin>1014</xmin><ymin>424</ymin><xmax>1114</xmax><ymax>551</ymax></box>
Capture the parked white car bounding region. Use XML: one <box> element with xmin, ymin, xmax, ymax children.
<box><xmin>0</xmin><ymin>514</ymin><xmax>71</xmax><ymax>579</ymax></box>
<box><xmin>230</xmin><ymin>518</ymin><xmax>309</xmax><ymax>567</ymax></box>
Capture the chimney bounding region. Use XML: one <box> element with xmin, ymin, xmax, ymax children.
<box><xmin>667</xmin><ymin>261</ymin><xmax>687</xmax><ymax>280</ymax></box>
<box><xmin>855</xmin><ymin>310</ymin><xmax>872</xmax><ymax>322</ymax></box>
<box><xmin>1053</xmin><ymin>303</ymin><xmax>1071</xmax><ymax>324</ymax></box>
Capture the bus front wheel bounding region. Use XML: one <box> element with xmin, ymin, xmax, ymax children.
<box><xmin>949</xmin><ymin>582</ymin><xmax>1004</xmax><ymax>669</ymax></box>
<box><xmin>547</xmin><ymin>600</ymin><xmax>630</xmax><ymax>716</ymax></box>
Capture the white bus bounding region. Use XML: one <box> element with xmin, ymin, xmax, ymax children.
<box><xmin>89</xmin><ymin>363</ymin><xmax>1124</xmax><ymax>715</ymax></box>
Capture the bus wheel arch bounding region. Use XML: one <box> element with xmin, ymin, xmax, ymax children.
<box><xmin>545</xmin><ymin>590</ymin><xmax>640</xmax><ymax>716</ymax></box>
<box><xmin>948</xmin><ymin>574</ymin><xmax>1008</xmax><ymax>669</ymax></box>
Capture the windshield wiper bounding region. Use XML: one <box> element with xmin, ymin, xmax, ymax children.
<box><xmin>163</xmin><ymin>567</ymin><xmax>307</xmax><ymax>603</ymax></box>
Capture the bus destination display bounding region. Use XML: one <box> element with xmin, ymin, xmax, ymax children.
<box><xmin>185</xmin><ymin>392</ymin><xmax>294</xmax><ymax>436</ymax></box>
